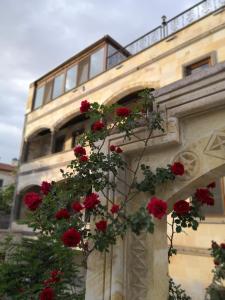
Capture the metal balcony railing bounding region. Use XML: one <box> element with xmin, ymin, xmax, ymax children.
<box><xmin>106</xmin><ymin>0</ymin><xmax>225</xmax><ymax>69</ymax></box>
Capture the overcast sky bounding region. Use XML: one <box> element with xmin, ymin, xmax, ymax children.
<box><xmin>0</xmin><ymin>0</ymin><xmax>198</xmax><ymax>164</ymax></box>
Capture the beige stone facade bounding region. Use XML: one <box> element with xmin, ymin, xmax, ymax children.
<box><xmin>11</xmin><ymin>1</ymin><xmax>225</xmax><ymax>299</ymax></box>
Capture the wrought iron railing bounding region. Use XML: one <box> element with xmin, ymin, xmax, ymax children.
<box><xmin>106</xmin><ymin>0</ymin><xmax>225</xmax><ymax>69</ymax></box>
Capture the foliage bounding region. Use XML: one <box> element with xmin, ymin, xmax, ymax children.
<box><xmin>206</xmin><ymin>242</ymin><xmax>225</xmax><ymax>299</ymax></box>
<box><xmin>5</xmin><ymin>90</ymin><xmax>217</xmax><ymax>299</ymax></box>
<box><xmin>168</xmin><ymin>278</ymin><xmax>191</xmax><ymax>300</ymax></box>
<box><xmin>0</xmin><ymin>235</ymin><xmax>85</xmax><ymax>299</ymax></box>
<box><xmin>0</xmin><ymin>184</ymin><xmax>15</xmax><ymax>214</ymax></box>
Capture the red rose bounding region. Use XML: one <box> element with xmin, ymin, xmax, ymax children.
<box><xmin>220</xmin><ymin>243</ymin><xmax>225</xmax><ymax>249</ymax></box>
<box><xmin>116</xmin><ymin>147</ymin><xmax>123</xmax><ymax>153</ymax></box>
<box><xmin>96</xmin><ymin>220</ymin><xmax>107</xmax><ymax>232</ymax></box>
<box><xmin>61</xmin><ymin>228</ymin><xmax>81</xmax><ymax>247</ymax></box>
<box><xmin>92</xmin><ymin>120</ymin><xmax>105</xmax><ymax>132</ymax></box>
<box><xmin>72</xmin><ymin>201</ymin><xmax>83</xmax><ymax>213</ymax></box>
<box><xmin>80</xmin><ymin>100</ymin><xmax>90</xmax><ymax>113</ymax></box>
<box><xmin>83</xmin><ymin>193</ymin><xmax>100</xmax><ymax>209</ymax></box>
<box><xmin>43</xmin><ymin>278</ymin><xmax>54</xmax><ymax>286</ymax></box>
<box><xmin>173</xmin><ymin>200</ymin><xmax>190</xmax><ymax>215</ymax></box>
<box><xmin>207</xmin><ymin>182</ymin><xmax>216</xmax><ymax>189</ymax></box>
<box><xmin>116</xmin><ymin>107</ymin><xmax>131</xmax><ymax>117</ymax></box>
<box><xmin>195</xmin><ymin>188</ymin><xmax>214</xmax><ymax>206</ymax></box>
<box><xmin>74</xmin><ymin>145</ymin><xmax>86</xmax><ymax>156</ymax></box>
<box><xmin>40</xmin><ymin>181</ymin><xmax>52</xmax><ymax>195</ymax></box>
<box><xmin>147</xmin><ymin>197</ymin><xmax>167</xmax><ymax>219</ymax></box>
<box><xmin>55</xmin><ymin>208</ymin><xmax>70</xmax><ymax>220</ymax></box>
<box><xmin>110</xmin><ymin>145</ymin><xmax>116</xmax><ymax>152</ymax></box>
<box><xmin>79</xmin><ymin>155</ymin><xmax>88</xmax><ymax>162</ymax></box>
<box><xmin>171</xmin><ymin>162</ymin><xmax>185</xmax><ymax>176</ymax></box>
<box><xmin>111</xmin><ymin>204</ymin><xmax>120</xmax><ymax>214</ymax></box>
<box><xmin>212</xmin><ymin>241</ymin><xmax>219</xmax><ymax>249</ymax></box>
<box><xmin>50</xmin><ymin>270</ymin><xmax>62</xmax><ymax>283</ymax></box>
<box><xmin>23</xmin><ymin>192</ymin><xmax>42</xmax><ymax>211</ymax></box>
<box><xmin>214</xmin><ymin>259</ymin><xmax>220</xmax><ymax>266</ymax></box>
<box><xmin>39</xmin><ymin>287</ymin><xmax>55</xmax><ymax>300</ymax></box>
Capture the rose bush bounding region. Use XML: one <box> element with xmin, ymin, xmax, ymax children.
<box><xmin>5</xmin><ymin>89</ymin><xmax>217</xmax><ymax>299</ymax></box>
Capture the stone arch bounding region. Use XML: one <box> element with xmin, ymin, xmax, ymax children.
<box><xmin>103</xmin><ymin>81</ymin><xmax>159</xmax><ymax>106</ymax></box>
<box><xmin>54</xmin><ymin>110</ymin><xmax>86</xmax><ymax>132</ymax></box>
<box><xmin>15</xmin><ymin>184</ymin><xmax>40</xmax><ymax>220</ymax></box>
<box><xmin>158</xmin><ymin>127</ymin><xmax>225</xmax><ymax>211</ymax></box>
<box><xmin>25</xmin><ymin>126</ymin><xmax>52</xmax><ymax>141</ymax></box>
<box><xmin>23</xmin><ymin>128</ymin><xmax>52</xmax><ymax>162</ymax></box>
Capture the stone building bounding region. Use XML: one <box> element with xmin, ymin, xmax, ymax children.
<box><xmin>11</xmin><ymin>0</ymin><xmax>225</xmax><ymax>299</ymax></box>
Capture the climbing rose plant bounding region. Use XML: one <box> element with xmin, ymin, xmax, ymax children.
<box><xmin>10</xmin><ymin>90</ymin><xmax>219</xmax><ymax>299</ymax></box>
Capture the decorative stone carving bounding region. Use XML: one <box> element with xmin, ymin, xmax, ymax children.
<box><xmin>204</xmin><ymin>129</ymin><xmax>225</xmax><ymax>160</ymax></box>
<box><xmin>173</xmin><ymin>151</ymin><xmax>200</xmax><ymax>180</ymax></box>
<box><xmin>127</xmin><ymin>232</ymin><xmax>148</xmax><ymax>300</ymax></box>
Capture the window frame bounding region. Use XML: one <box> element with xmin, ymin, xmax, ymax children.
<box><xmin>182</xmin><ymin>51</ymin><xmax>217</xmax><ymax>78</ymax></box>
<box><xmin>31</xmin><ymin>43</ymin><xmax>108</xmax><ymax>111</ymax></box>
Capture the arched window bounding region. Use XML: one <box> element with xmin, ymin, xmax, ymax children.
<box><xmin>25</xmin><ymin>129</ymin><xmax>51</xmax><ymax>162</ymax></box>
<box><xmin>53</xmin><ymin>114</ymin><xmax>88</xmax><ymax>153</ymax></box>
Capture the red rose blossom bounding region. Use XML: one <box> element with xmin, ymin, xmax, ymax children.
<box><xmin>116</xmin><ymin>107</ymin><xmax>131</xmax><ymax>117</ymax></box>
<box><xmin>116</xmin><ymin>147</ymin><xmax>123</xmax><ymax>153</ymax></box>
<box><xmin>220</xmin><ymin>243</ymin><xmax>225</xmax><ymax>249</ymax></box>
<box><xmin>195</xmin><ymin>188</ymin><xmax>214</xmax><ymax>206</ymax></box>
<box><xmin>50</xmin><ymin>270</ymin><xmax>62</xmax><ymax>283</ymax></box>
<box><xmin>80</xmin><ymin>100</ymin><xmax>90</xmax><ymax>113</ymax></box>
<box><xmin>207</xmin><ymin>182</ymin><xmax>216</xmax><ymax>189</ymax></box>
<box><xmin>214</xmin><ymin>259</ymin><xmax>220</xmax><ymax>266</ymax></box>
<box><xmin>74</xmin><ymin>145</ymin><xmax>86</xmax><ymax>156</ymax></box>
<box><xmin>72</xmin><ymin>201</ymin><xmax>84</xmax><ymax>213</ymax></box>
<box><xmin>92</xmin><ymin>120</ymin><xmax>105</xmax><ymax>132</ymax></box>
<box><xmin>55</xmin><ymin>208</ymin><xmax>70</xmax><ymax>220</ymax></box>
<box><xmin>212</xmin><ymin>241</ymin><xmax>219</xmax><ymax>249</ymax></box>
<box><xmin>79</xmin><ymin>155</ymin><xmax>88</xmax><ymax>162</ymax></box>
<box><xmin>40</xmin><ymin>181</ymin><xmax>52</xmax><ymax>195</ymax></box>
<box><xmin>96</xmin><ymin>220</ymin><xmax>107</xmax><ymax>232</ymax></box>
<box><xmin>147</xmin><ymin>197</ymin><xmax>167</xmax><ymax>219</ymax></box>
<box><xmin>111</xmin><ymin>204</ymin><xmax>120</xmax><ymax>214</ymax></box>
<box><xmin>23</xmin><ymin>192</ymin><xmax>42</xmax><ymax>211</ymax></box>
<box><xmin>173</xmin><ymin>200</ymin><xmax>190</xmax><ymax>215</ymax></box>
<box><xmin>61</xmin><ymin>228</ymin><xmax>81</xmax><ymax>247</ymax></box>
<box><xmin>83</xmin><ymin>193</ymin><xmax>100</xmax><ymax>209</ymax></box>
<box><xmin>39</xmin><ymin>287</ymin><xmax>55</xmax><ymax>300</ymax></box>
<box><xmin>170</xmin><ymin>162</ymin><xmax>185</xmax><ymax>176</ymax></box>
<box><xmin>110</xmin><ymin>145</ymin><xmax>116</xmax><ymax>152</ymax></box>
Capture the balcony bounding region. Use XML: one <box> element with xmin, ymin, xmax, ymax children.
<box><xmin>29</xmin><ymin>0</ymin><xmax>225</xmax><ymax>115</ymax></box>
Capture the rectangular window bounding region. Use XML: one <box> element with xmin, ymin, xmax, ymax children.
<box><xmin>0</xmin><ymin>179</ymin><xmax>3</xmax><ymax>188</ymax></box>
<box><xmin>201</xmin><ymin>179</ymin><xmax>225</xmax><ymax>216</ymax></box>
<box><xmin>65</xmin><ymin>65</ymin><xmax>78</xmax><ymax>91</ymax></box>
<box><xmin>185</xmin><ymin>57</ymin><xmax>211</xmax><ymax>76</ymax></box>
<box><xmin>78</xmin><ymin>58</ymin><xmax>89</xmax><ymax>85</ymax></box>
<box><xmin>90</xmin><ymin>47</ymin><xmax>105</xmax><ymax>78</ymax></box>
<box><xmin>52</xmin><ymin>73</ymin><xmax>65</xmax><ymax>99</ymax></box>
<box><xmin>71</xmin><ymin>128</ymin><xmax>85</xmax><ymax>148</ymax></box>
<box><xmin>43</xmin><ymin>80</ymin><xmax>53</xmax><ymax>104</ymax></box>
<box><xmin>54</xmin><ymin>135</ymin><xmax>65</xmax><ymax>153</ymax></box>
<box><xmin>33</xmin><ymin>86</ymin><xmax>44</xmax><ymax>109</ymax></box>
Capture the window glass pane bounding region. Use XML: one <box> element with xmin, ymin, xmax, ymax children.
<box><xmin>90</xmin><ymin>48</ymin><xmax>105</xmax><ymax>78</ymax></box>
<box><xmin>78</xmin><ymin>58</ymin><xmax>89</xmax><ymax>85</ymax></box>
<box><xmin>43</xmin><ymin>80</ymin><xmax>53</xmax><ymax>104</ymax></box>
<box><xmin>33</xmin><ymin>86</ymin><xmax>44</xmax><ymax>109</ymax></box>
<box><xmin>52</xmin><ymin>74</ymin><xmax>65</xmax><ymax>99</ymax></box>
<box><xmin>65</xmin><ymin>65</ymin><xmax>77</xmax><ymax>91</ymax></box>
<box><xmin>0</xmin><ymin>179</ymin><xmax>3</xmax><ymax>188</ymax></box>
<box><xmin>186</xmin><ymin>57</ymin><xmax>211</xmax><ymax>76</ymax></box>
<box><xmin>54</xmin><ymin>135</ymin><xmax>65</xmax><ymax>153</ymax></box>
